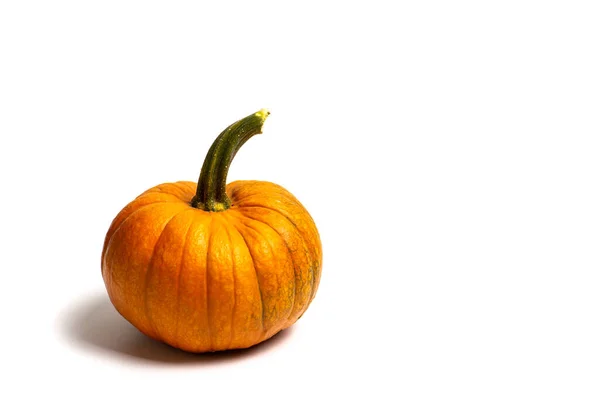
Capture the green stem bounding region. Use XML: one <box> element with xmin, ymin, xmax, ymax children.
<box><xmin>191</xmin><ymin>109</ymin><xmax>270</xmax><ymax>212</ymax></box>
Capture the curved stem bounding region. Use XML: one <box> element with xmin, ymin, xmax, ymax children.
<box><xmin>191</xmin><ymin>109</ymin><xmax>270</xmax><ymax>212</ymax></box>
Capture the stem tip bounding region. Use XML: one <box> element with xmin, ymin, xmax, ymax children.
<box><xmin>255</xmin><ymin>108</ymin><xmax>270</xmax><ymax>122</ymax></box>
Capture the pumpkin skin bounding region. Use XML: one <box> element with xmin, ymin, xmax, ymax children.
<box><xmin>101</xmin><ymin>111</ymin><xmax>322</xmax><ymax>353</ymax></box>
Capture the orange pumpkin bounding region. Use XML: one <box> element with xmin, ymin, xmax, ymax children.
<box><xmin>101</xmin><ymin>110</ymin><xmax>322</xmax><ymax>352</ymax></box>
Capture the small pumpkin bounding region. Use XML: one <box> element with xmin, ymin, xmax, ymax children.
<box><xmin>101</xmin><ymin>110</ymin><xmax>322</xmax><ymax>352</ymax></box>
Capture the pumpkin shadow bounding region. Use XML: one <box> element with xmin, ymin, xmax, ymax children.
<box><xmin>60</xmin><ymin>293</ymin><xmax>294</xmax><ymax>365</ymax></box>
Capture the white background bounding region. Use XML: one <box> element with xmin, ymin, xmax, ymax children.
<box><xmin>1</xmin><ymin>1</ymin><xmax>599</xmax><ymax>398</ymax></box>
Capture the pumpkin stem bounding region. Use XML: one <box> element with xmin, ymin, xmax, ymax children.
<box><xmin>191</xmin><ymin>109</ymin><xmax>270</xmax><ymax>212</ymax></box>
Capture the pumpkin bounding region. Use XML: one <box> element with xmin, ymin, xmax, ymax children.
<box><xmin>101</xmin><ymin>109</ymin><xmax>322</xmax><ymax>352</ymax></box>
